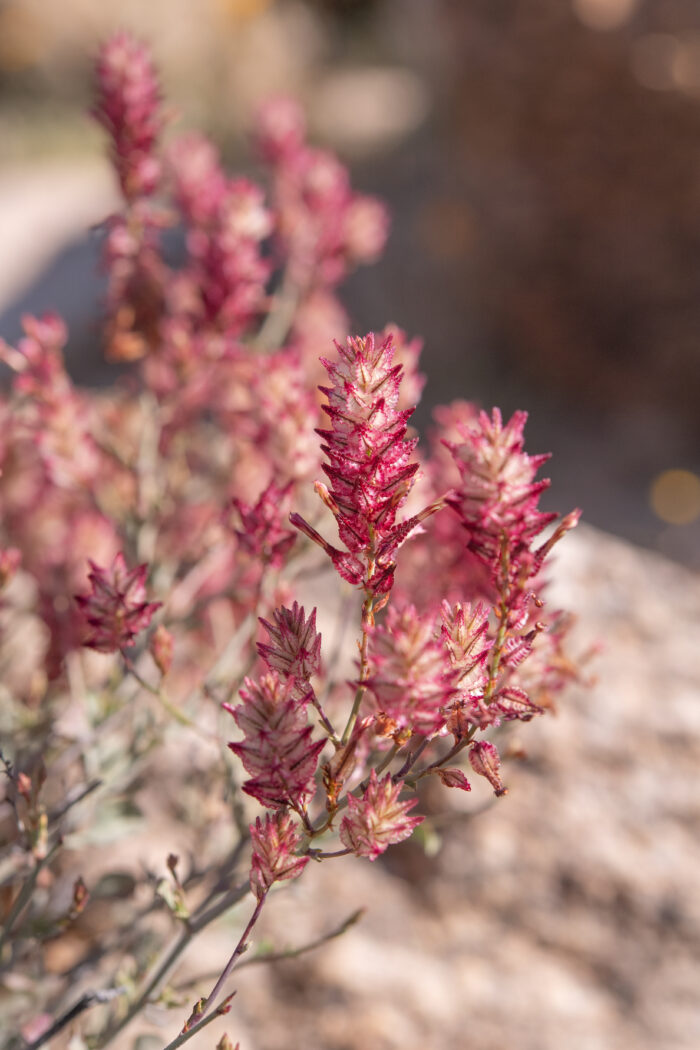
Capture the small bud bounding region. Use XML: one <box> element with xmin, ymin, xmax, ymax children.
<box><xmin>150</xmin><ymin>625</ymin><xmax>174</xmax><ymax>676</ymax></box>
<box><xmin>71</xmin><ymin>876</ymin><xmax>89</xmax><ymax>917</ymax></box>
<box><xmin>436</xmin><ymin>768</ymin><xmax>471</xmax><ymax>791</ymax></box>
<box><xmin>17</xmin><ymin>772</ymin><xmax>32</xmax><ymax>802</ymax></box>
<box><xmin>216</xmin><ymin>1036</ymin><xmax>238</xmax><ymax>1050</ymax></box>
<box><xmin>0</xmin><ymin>547</ymin><xmax>21</xmax><ymax>589</ymax></box>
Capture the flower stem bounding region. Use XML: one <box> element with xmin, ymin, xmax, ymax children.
<box><xmin>340</xmin><ymin>593</ymin><xmax>374</xmax><ymax>745</ymax></box>
<box><xmin>174</xmin><ymin>894</ymin><xmax>267</xmax><ymax>1041</ymax></box>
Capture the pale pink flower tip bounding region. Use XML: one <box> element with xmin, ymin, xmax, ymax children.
<box><xmin>253</xmin><ymin>96</ymin><xmax>306</xmax><ymax>164</ymax></box>
<box><xmin>339</xmin><ymin>769</ymin><xmax>424</xmax><ymax>861</ymax></box>
<box><xmin>249</xmin><ymin>810</ymin><xmax>309</xmax><ymax>900</ymax></box>
<box><xmin>469</xmin><ymin>740</ymin><xmax>507</xmax><ymax>797</ymax></box>
<box><xmin>75</xmin><ymin>552</ymin><xmax>161</xmax><ymax>653</ymax></box>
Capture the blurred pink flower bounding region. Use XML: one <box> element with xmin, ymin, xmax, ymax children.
<box><xmin>75</xmin><ymin>552</ymin><xmax>161</xmax><ymax>653</ymax></box>
<box><xmin>93</xmin><ymin>32</ymin><xmax>163</xmax><ymax>201</ymax></box>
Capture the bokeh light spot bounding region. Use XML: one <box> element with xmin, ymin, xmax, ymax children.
<box><xmin>631</xmin><ymin>34</ymin><xmax>679</xmax><ymax>92</ymax></box>
<box><xmin>650</xmin><ymin>469</ymin><xmax>700</xmax><ymax>526</ymax></box>
<box><xmin>572</xmin><ymin>0</ymin><xmax>638</xmax><ymax>32</ymax></box>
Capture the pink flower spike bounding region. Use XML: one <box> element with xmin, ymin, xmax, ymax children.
<box><xmin>75</xmin><ymin>552</ymin><xmax>161</xmax><ymax>653</ymax></box>
<box><xmin>227</xmin><ymin>673</ymin><xmax>324</xmax><ymax>810</ymax></box>
<box><xmin>293</xmin><ymin>331</ymin><xmax>441</xmax><ymax>596</ymax></box>
<box><xmin>339</xmin><ymin>770</ymin><xmax>424</xmax><ymax>861</ymax></box>
<box><xmin>258</xmin><ymin>603</ymin><xmax>322</xmax><ymax>688</ymax></box>
<box><xmin>249</xmin><ymin>811</ymin><xmax>309</xmax><ymax>901</ymax></box>
<box><xmin>469</xmin><ymin>740</ymin><xmax>507</xmax><ymax>797</ymax></box>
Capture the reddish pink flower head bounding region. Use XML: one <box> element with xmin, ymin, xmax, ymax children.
<box><xmin>249</xmin><ymin>810</ymin><xmax>309</xmax><ymax>900</ymax></box>
<box><xmin>226</xmin><ymin>673</ymin><xmax>324</xmax><ymax>810</ymax></box>
<box><xmin>445</xmin><ymin>409</ymin><xmax>579</xmax><ymax>614</ymax></box>
<box><xmin>292</xmin><ymin>332</ymin><xmax>441</xmax><ymax>596</ymax></box>
<box><xmin>339</xmin><ymin>770</ymin><xmax>424</xmax><ymax>861</ymax></box>
<box><xmin>75</xmin><ymin>552</ymin><xmax>161</xmax><ymax>653</ymax></box>
<box><xmin>258</xmin><ymin>602</ymin><xmax>322</xmax><ymax>689</ymax></box>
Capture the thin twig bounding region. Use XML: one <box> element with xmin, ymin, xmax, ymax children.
<box><xmin>170</xmin><ymin>895</ymin><xmax>266</xmax><ymax>1046</ymax></box>
<box><xmin>173</xmin><ymin>907</ymin><xmax>363</xmax><ymax>993</ymax></box>
<box><xmin>160</xmin><ymin>993</ymin><xmax>236</xmax><ymax>1050</ymax></box>
<box><xmin>23</xmin><ymin>987</ymin><xmax>127</xmax><ymax>1050</ymax></box>
<box><xmin>97</xmin><ymin>879</ymin><xmax>250</xmax><ymax>1048</ymax></box>
<box><xmin>0</xmin><ymin>839</ymin><xmax>62</xmax><ymax>958</ymax></box>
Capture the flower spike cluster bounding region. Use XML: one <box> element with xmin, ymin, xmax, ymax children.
<box><xmin>0</xmin><ymin>34</ymin><xmax>586</xmax><ymax>1039</ymax></box>
<box><xmin>75</xmin><ymin>552</ymin><xmax>161</xmax><ymax>653</ymax></box>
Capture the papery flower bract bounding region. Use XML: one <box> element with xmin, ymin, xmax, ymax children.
<box><xmin>249</xmin><ymin>810</ymin><xmax>309</xmax><ymax>901</ymax></box>
<box><xmin>75</xmin><ymin>552</ymin><xmax>161</xmax><ymax>653</ymax></box>
<box><xmin>469</xmin><ymin>740</ymin><xmax>507</xmax><ymax>797</ymax></box>
<box><xmin>226</xmin><ymin>673</ymin><xmax>324</xmax><ymax>810</ymax></box>
<box><xmin>492</xmin><ymin>685</ymin><xmax>543</xmax><ymax>722</ymax></box>
<box><xmin>339</xmin><ymin>769</ymin><xmax>424</xmax><ymax>861</ymax></box>
<box><xmin>368</xmin><ymin>605</ymin><xmax>457</xmax><ymax>736</ymax></box>
<box><xmin>258</xmin><ymin>602</ymin><xmax>321</xmax><ymax>690</ymax></box>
